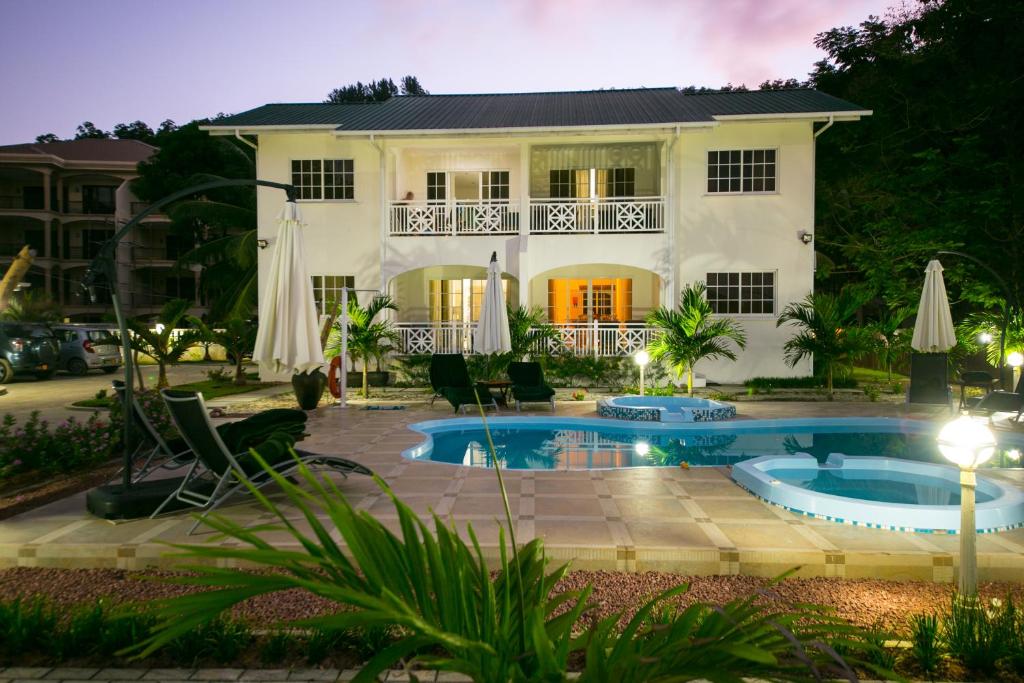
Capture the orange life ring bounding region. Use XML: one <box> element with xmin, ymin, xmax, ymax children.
<box><xmin>328</xmin><ymin>356</ymin><xmax>343</xmax><ymax>398</ymax></box>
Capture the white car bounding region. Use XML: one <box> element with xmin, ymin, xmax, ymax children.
<box><xmin>51</xmin><ymin>324</ymin><xmax>121</xmax><ymax>376</ymax></box>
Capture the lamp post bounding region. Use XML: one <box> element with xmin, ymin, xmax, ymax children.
<box><xmin>1008</xmin><ymin>351</ymin><xmax>1023</xmax><ymax>390</ymax></box>
<box><xmin>634</xmin><ymin>349</ymin><xmax>650</xmax><ymax>396</ymax></box>
<box><xmin>936</xmin><ymin>415</ymin><xmax>997</xmax><ymax>598</ymax></box>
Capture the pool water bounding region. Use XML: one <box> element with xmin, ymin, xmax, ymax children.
<box><xmin>768</xmin><ymin>467</ymin><xmax>996</xmax><ymax>505</ymax></box>
<box><xmin>408</xmin><ymin>417</ymin><xmax>1022</xmax><ymax>470</ymax></box>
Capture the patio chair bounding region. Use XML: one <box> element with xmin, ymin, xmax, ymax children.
<box><xmin>507</xmin><ymin>361</ymin><xmax>556</xmax><ymax>412</ymax></box>
<box><xmin>906</xmin><ymin>352</ymin><xmax>953</xmax><ymax>409</ymax></box>
<box><xmin>112</xmin><ymin>380</ymin><xmax>193</xmax><ymax>482</ymax></box>
<box><xmin>429</xmin><ymin>353</ymin><xmax>497</xmax><ymax>414</ymax></box>
<box><xmin>154</xmin><ymin>389</ymin><xmax>374</xmax><ymax>534</ymax></box>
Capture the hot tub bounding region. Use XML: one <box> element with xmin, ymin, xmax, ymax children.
<box><xmin>732</xmin><ymin>453</ymin><xmax>1024</xmax><ymax>533</ymax></box>
<box><xmin>597</xmin><ymin>395</ymin><xmax>736</xmax><ymax>422</ymax></box>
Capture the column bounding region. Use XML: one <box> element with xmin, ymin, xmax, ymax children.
<box><xmin>40</xmin><ymin>169</ymin><xmax>51</xmax><ymax>214</ymax></box>
<box><xmin>518</xmin><ymin>142</ymin><xmax>530</xmax><ymax>308</ymax></box>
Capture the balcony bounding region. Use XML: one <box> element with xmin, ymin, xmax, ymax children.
<box><xmin>0</xmin><ymin>197</ymin><xmax>47</xmax><ymax>211</ymax></box>
<box><xmin>389</xmin><ymin>200</ymin><xmax>518</xmax><ymax>236</ymax></box>
<box><xmin>395</xmin><ymin>321</ymin><xmax>654</xmax><ymax>357</ymax></box>
<box><xmin>132</xmin><ymin>246</ymin><xmax>178</xmax><ymax>263</ymax></box>
<box><xmin>388</xmin><ymin>197</ymin><xmax>665</xmax><ymax>236</ymax></box>
<box><xmin>64</xmin><ymin>200</ymin><xmax>115</xmax><ymax>215</ymax></box>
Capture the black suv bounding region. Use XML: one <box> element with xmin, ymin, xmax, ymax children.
<box><xmin>0</xmin><ymin>322</ymin><xmax>59</xmax><ymax>383</ymax></box>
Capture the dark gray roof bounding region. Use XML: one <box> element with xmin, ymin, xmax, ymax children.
<box><xmin>0</xmin><ymin>139</ymin><xmax>157</xmax><ymax>163</ymax></box>
<box><xmin>208</xmin><ymin>88</ymin><xmax>868</xmax><ymax>133</ymax></box>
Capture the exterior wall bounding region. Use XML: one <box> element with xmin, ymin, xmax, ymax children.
<box><xmin>674</xmin><ymin>121</ymin><xmax>815</xmax><ymax>382</ymax></box>
<box><xmin>251</xmin><ymin>121</ymin><xmax>822</xmax><ymax>383</ymax></box>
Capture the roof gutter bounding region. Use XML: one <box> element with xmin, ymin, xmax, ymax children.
<box><xmin>713</xmin><ymin>110</ymin><xmax>871</xmax><ymax>122</ymax></box>
<box><xmin>234</xmin><ymin>129</ymin><xmax>258</xmax><ymax>150</ymax></box>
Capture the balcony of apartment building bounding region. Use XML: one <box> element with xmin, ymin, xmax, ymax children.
<box><xmin>386</xmin><ymin>141</ymin><xmax>666</xmax><ymax>238</ymax></box>
<box><xmin>384</xmin><ymin>263</ymin><xmax>660</xmax><ymax>358</ymax></box>
<box><xmin>129</xmin><ymin>269</ymin><xmax>204</xmax><ymax>316</ymax></box>
<box><xmin>131</xmin><ymin>228</ymin><xmax>187</xmax><ymax>267</ymax></box>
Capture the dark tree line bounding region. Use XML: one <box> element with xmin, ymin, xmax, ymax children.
<box><xmin>324</xmin><ymin>75</ymin><xmax>428</xmax><ymax>103</ymax></box>
<box><xmin>35</xmin><ymin>119</ymin><xmax>178</xmax><ymax>145</ymax></box>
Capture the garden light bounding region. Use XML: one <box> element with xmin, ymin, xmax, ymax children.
<box><xmin>634</xmin><ymin>349</ymin><xmax>650</xmax><ymax>396</ymax></box>
<box><xmin>978</xmin><ymin>331</ymin><xmax>993</xmax><ymax>344</ymax></box>
<box><xmin>937</xmin><ymin>414</ymin><xmax>997</xmax><ymax>598</ymax></box>
<box><xmin>634</xmin><ymin>441</ymin><xmax>651</xmax><ymax>457</ymax></box>
<box><xmin>1008</xmin><ymin>351</ymin><xmax>1023</xmax><ymax>367</ymax></box>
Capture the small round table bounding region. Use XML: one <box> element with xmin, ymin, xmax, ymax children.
<box><xmin>476</xmin><ymin>379</ymin><xmax>513</xmax><ymax>407</ymax></box>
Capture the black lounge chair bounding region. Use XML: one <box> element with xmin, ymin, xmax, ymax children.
<box><xmin>429</xmin><ymin>353</ymin><xmax>497</xmax><ymax>414</ymax></box>
<box><xmin>154</xmin><ymin>389</ymin><xmax>374</xmax><ymax>534</ymax></box>
<box><xmin>507</xmin><ymin>361</ymin><xmax>556</xmax><ymax>412</ymax></box>
<box><xmin>112</xmin><ymin>380</ymin><xmax>193</xmax><ymax>482</ymax></box>
<box><xmin>907</xmin><ymin>352</ymin><xmax>953</xmax><ymax>409</ymax></box>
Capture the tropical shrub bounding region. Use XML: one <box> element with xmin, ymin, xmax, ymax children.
<box><xmin>391</xmin><ymin>353</ymin><xmax>432</xmax><ymax>387</ymax></box>
<box><xmin>507</xmin><ymin>304</ymin><xmax>560</xmax><ymax>359</ymax></box>
<box><xmin>745</xmin><ymin>375</ymin><xmax>858</xmax><ymax>390</ymax></box>
<box><xmin>128</xmin><ymin>298</ymin><xmax>202</xmax><ymax>388</ymax></box>
<box><xmin>909</xmin><ymin>612</ymin><xmax>941</xmax><ymax>676</ymax></box>
<box><xmin>776</xmin><ymin>290</ymin><xmax>872</xmax><ymax>398</ymax></box>
<box><xmin>0</xmin><ymin>412</ymin><xmax>117</xmax><ymax>479</ymax></box>
<box><xmin>647</xmin><ymin>282</ymin><xmax>747</xmax><ymax>395</ymax></box>
<box><xmin>325</xmin><ymin>295</ymin><xmax>399</xmax><ymax>398</ymax></box>
<box><xmin>869</xmin><ymin>305</ymin><xmax>914</xmax><ymax>381</ymax></box>
<box><xmin>192</xmin><ymin>316</ymin><xmax>257</xmax><ymax>385</ymax></box>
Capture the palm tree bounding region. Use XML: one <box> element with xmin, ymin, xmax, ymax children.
<box><xmin>507</xmin><ymin>305</ymin><xmax>561</xmax><ymax>359</ymax></box>
<box><xmin>1</xmin><ymin>291</ymin><xmax>63</xmax><ymax>323</ymax></box>
<box><xmin>646</xmin><ymin>282</ymin><xmax>747</xmax><ymax>395</ymax></box>
<box><xmin>325</xmin><ymin>295</ymin><xmax>399</xmax><ymax>398</ymax></box>
<box><xmin>776</xmin><ymin>290</ymin><xmax>871</xmax><ymax>398</ymax></box>
<box><xmin>128</xmin><ymin>298</ymin><xmax>202</xmax><ymax>388</ymax></box>
<box><xmin>191</xmin><ymin>316</ymin><xmax>257</xmax><ymax>385</ymax></box>
<box><xmin>869</xmin><ymin>305</ymin><xmax>914</xmax><ymax>381</ymax></box>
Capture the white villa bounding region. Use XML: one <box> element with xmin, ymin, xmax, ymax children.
<box><xmin>204</xmin><ymin>88</ymin><xmax>869</xmax><ymax>383</ymax></box>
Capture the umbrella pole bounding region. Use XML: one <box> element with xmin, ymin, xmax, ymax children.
<box><xmin>340</xmin><ymin>287</ymin><xmax>349</xmax><ymax>407</ymax></box>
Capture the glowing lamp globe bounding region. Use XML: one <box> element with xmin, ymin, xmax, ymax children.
<box><xmin>1009</xmin><ymin>351</ymin><xmax>1024</xmax><ymax>368</ymax></box>
<box><xmin>634</xmin><ymin>441</ymin><xmax>651</xmax><ymax>457</ymax></box>
<box><xmin>978</xmin><ymin>332</ymin><xmax>993</xmax><ymax>344</ymax></box>
<box><xmin>937</xmin><ymin>416</ymin><xmax>997</xmax><ymax>469</ymax></box>
<box><xmin>634</xmin><ymin>350</ymin><xmax>650</xmax><ymax>367</ymax></box>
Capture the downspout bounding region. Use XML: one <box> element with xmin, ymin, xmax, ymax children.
<box><xmin>809</xmin><ymin>115</ymin><xmax>833</xmax><ymax>376</ymax></box>
<box><xmin>666</xmin><ymin>126</ymin><xmax>681</xmax><ymax>308</ymax></box>
<box><xmin>369</xmin><ymin>134</ymin><xmax>388</xmax><ymax>297</ymax></box>
<box><xmin>234</xmin><ymin>129</ymin><xmax>258</xmax><ymax>150</ymax></box>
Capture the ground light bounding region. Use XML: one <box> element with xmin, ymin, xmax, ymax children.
<box><xmin>1009</xmin><ymin>351</ymin><xmax>1023</xmax><ymax>389</ymax></box>
<box><xmin>635</xmin><ymin>349</ymin><xmax>650</xmax><ymax>396</ymax></box>
<box><xmin>936</xmin><ymin>414</ymin><xmax>997</xmax><ymax>598</ymax></box>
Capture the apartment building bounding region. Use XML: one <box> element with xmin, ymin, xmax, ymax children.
<box><xmin>204</xmin><ymin>88</ymin><xmax>869</xmax><ymax>382</ymax></box>
<box><xmin>0</xmin><ymin>138</ymin><xmax>202</xmax><ymax>320</ymax></box>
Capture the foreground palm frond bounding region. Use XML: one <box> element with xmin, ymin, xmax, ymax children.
<box><xmin>129</xmin><ymin>456</ymin><xmax>584</xmax><ymax>682</ymax></box>
<box><xmin>126</xmin><ymin>449</ymin><xmax>896</xmax><ymax>682</ymax></box>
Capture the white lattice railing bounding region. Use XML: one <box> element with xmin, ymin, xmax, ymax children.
<box><xmin>394</xmin><ymin>321</ymin><xmax>655</xmax><ymax>357</ymax></box>
<box><xmin>529</xmin><ymin>197</ymin><xmax>665</xmax><ymax>234</ymax></box>
<box><xmin>389</xmin><ymin>200</ymin><xmax>519</xmax><ymax>236</ymax></box>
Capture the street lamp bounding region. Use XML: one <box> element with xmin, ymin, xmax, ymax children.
<box><xmin>634</xmin><ymin>349</ymin><xmax>650</xmax><ymax>396</ymax></box>
<box><xmin>936</xmin><ymin>415</ymin><xmax>997</xmax><ymax>598</ymax></box>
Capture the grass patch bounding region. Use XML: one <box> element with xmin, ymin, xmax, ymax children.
<box><xmin>852</xmin><ymin>366</ymin><xmax>908</xmax><ymax>382</ymax></box>
<box><xmin>744</xmin><ymin>375</ymin><xmax>858</xmax><ymax>390</ymax></box>
<box><xmin>72</xmin><ymin>398</ymin><xmax>114</xmax><ymax>408</ymax></box>
<box><xmin>169</xmin><ymin>380</ymin><xmax>272</xmax><ymax>400</ymax></box>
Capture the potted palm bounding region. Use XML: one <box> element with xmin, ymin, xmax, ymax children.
<box><xmin>646</xmin><ymin>282</ymin><xmax>747</xmax><ymax>395</ymax></box>
<box><xmin>325</xmin><ymin>295</ymin><xmax>399</xmax><ymax>398</ymax></box>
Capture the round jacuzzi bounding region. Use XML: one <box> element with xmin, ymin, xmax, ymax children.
<box><xmin>597</xmin><ymin>395</ymin><xmax>736</xmax><ymax>422</ymax></box>
<box><xmin>732</xmin><ymin>453</ymin><xmax>1024</xmax><ymax>533</ymax></box>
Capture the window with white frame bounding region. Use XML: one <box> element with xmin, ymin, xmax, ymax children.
<box><xmin>291</xmin><ymin>159</ymin><xmax>354</xmax><ymax>200</ymax></box>
<box><xmin>426</xmin><ymin>172</ymin><xmax>446</xmax><ymax>201</ymax></box>
<box><xmin>549</xmin><ymin>169</ymin><xmax>575</xmax><ymax>198</ymax></box>
<box><xmin>707</xmin><ymin>149</ymin><xmax>776</xmax><ymax>193</ymax></box>
<box><xmin>606</xmin><ymin>167</ymin><xmax>636</xmax><ymax>197</ymax></box>
<box><xmin>706</xmin><ymin>271</ymin><xmax>775</xmax><ymax>314</ymax></box>
<box><xmin>311</xmin><ymin>274</ymin><xmax>355</xmax><ymax>315</ymax></box>
<box><xmin>482</xmin><ymin>171</ymin><xmax>509</xmax><ymax>200</ymax></box>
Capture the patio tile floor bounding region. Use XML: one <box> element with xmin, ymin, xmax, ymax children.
<box><xmin>1</xmin><ymin>400</ymin><xmax>1023</xmax><ymax>582</ymax></box>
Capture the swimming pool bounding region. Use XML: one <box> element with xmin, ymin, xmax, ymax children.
<box><xmin>733</xmin><ymin>454</ymin><xmax>1024</xmax><ymax>533</ymax></box>
<box><xmin>403</xmin><ymin>416</ymin><xmax>1024</xmax><ymax>470</ymax></box>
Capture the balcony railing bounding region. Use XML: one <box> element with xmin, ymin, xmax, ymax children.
<box><xmin>132</xmin><ymin>246</ymin><xmax>178</xmax><ymax>262</ymax></box>
<box><xmin>388</xmin><ymin>197</ymin><xmax>665</xmax><ymax>235</ymax></box>
<box><xmin>64</xmin><ymin>200</ymin><xmax>115</xmax><ymax>215</ymax></box>
<box><xmin>389</xmin><ymin>200</ymin><xmax>519</xmax><ymax>236</ymax></box>
<box><xmin>0</xmin><ymin>197</ymin><xmax>46</xmax><ymax>211</ymax></box>
<box><xmin>530</xmin><ymin>197</ymin><xmax>665</xmax><ymax>234</ymax></box>
<box><xmin>395</xmin><ymin>321</ymin><xmax>655</xmax><ymax>357</ymax></box>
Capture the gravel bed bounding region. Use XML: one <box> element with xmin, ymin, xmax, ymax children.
<box><xmin>3</xmin><ymin>567</ymin><xmax>1022</xmax><ymax>634</ymax></box>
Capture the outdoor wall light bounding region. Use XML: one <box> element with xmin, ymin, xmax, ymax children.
<box><xmin>257</xmin><ymin>239</ymin><xmax>270</xmax><ymax>249</ymax></box>
<box><xmin>937</xmin><ymin>415</ymin><xmax>997</xmax><ymax>598</ymax></box>
<box><xmin>798</xmin><ymin>230</ymin><xmax>814</xmax><ymax>244</ymax></box>
<box><xmin>634</xmin><ymin>349</ymin><xmax>651</xmax><ymax>396</ymax></box>
<box><xmin>634</xmin><ymin>441</ymin><xmax>651</xmax><ymax>457</ymax></box>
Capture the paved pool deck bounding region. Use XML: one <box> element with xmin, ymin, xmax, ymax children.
<box><xmin>3</xmin><ymin>400</ymin><xmax>1024</xmax><ymax>583</ymax></box>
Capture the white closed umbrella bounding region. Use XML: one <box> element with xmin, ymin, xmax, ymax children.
<box><xmin>911</xmin><ymin>259</ymin><xmax>957</xmax><ymax>352</ymax></box>
<box><xmin>474</xmin><ymin>251</ymin><xmax>512</xmax><ymax>354</ymax></box>
<box><xmin>253</xmin><ymin>201</ymin><xmax>324</xmax><ymax>375</ymax></box>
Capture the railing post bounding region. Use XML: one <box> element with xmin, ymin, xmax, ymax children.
<box><xmin>592</xmin><ymin>320</ymin><xmax>599</xmax><ymax>358</ymax></box>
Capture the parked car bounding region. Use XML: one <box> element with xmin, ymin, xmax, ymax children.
<box><xmin>50</xmin><ymin>324</ymin><xmax>121</xmax><ymax>376</ymax></box>
<box><xmin>0</xmin><ymin>321</ymin><xmax>60</xmax><ymax>382</ymax></box>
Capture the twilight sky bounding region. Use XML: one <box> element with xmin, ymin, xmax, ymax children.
<box><xmin>0</xmin><ymin>0</ymin><xmax>895</xmax><ymax>145</ymax></box>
